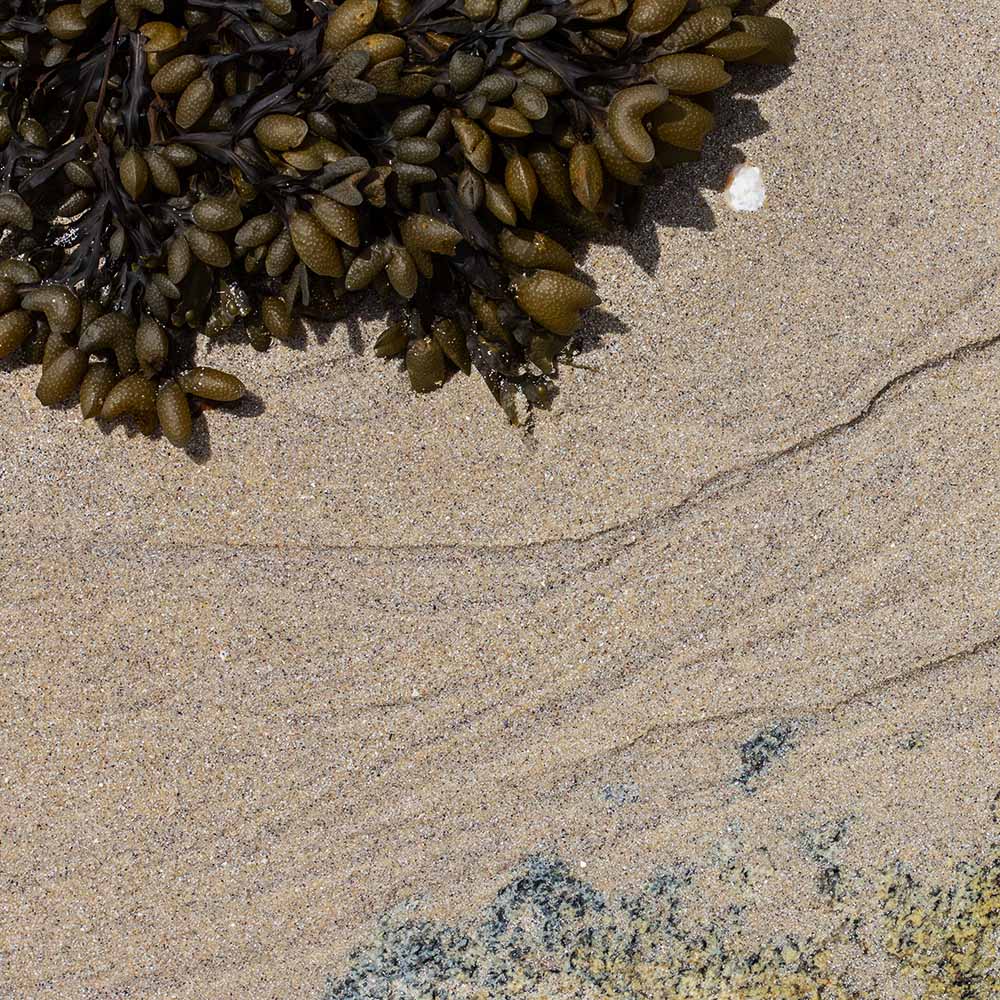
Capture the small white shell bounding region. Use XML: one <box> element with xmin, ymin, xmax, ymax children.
<box><xmin>725</xmin><ymin>164</ymin><xmax>766</xmax><ymax>212</ymax></box>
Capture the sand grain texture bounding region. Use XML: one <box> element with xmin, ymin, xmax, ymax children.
<box><xmin>2</xmin><ymin>2</ymin><xmax>1000</xmax><ymax>997</ymax></box>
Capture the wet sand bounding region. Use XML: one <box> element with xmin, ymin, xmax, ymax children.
<box><xmin>3</xmin><ymin>2</ymin><xmax>1000</xmax><ymax>997</ymax></box>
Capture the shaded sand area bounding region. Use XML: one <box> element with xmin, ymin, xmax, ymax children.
<box><xmin>2</xmin><ymin>1</ymin><xmax>1000</xmax><ymax>997</ymax></box>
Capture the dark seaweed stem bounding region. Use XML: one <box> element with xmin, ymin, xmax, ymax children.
<box><xmin>94</xmin><ymin>143</ymin><xmax>158</xmax><ymax>254</ymax></box>
<box><xmin>186</xmin><ymin>0</ymin><xmax>264</xmax><ymax>18</ymax></box>
<box><xmin>0</xmin><ymin>0</ymin><xmax>794</xmax><ymax>446</ymax></box>
<box><xmin>21</xmin><ymin>136</ymin><xmax>86</xmax><ymax>190</ymax></box>
<box><xmin>122</xmin><ymin>29</ymin><xmax>148</xmax><ymax>146</ymax></box>
<box><xmin>89</xmin><ymin>18</ymin><xmax>121</xmax><ymax>143</ymax></box>
<box><xmin>57</xmin><ymin>193</ymin><xmax>111</xmax><ymax>284</ymax></box>
<box><xmin>200</xmin><ymin>23</ymin><xmax>326</xmax><ymax>71</ymax></box>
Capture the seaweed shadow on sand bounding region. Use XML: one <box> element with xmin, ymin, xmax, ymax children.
<box><xmin>84</xmin><ymin>389</ymin><xmax>266</xmax><ymax>464</ymax></box>
<box><xmin>622</xmin><ymin>64</ymin><xmax>792</xmax><ymax>276</ymax></box>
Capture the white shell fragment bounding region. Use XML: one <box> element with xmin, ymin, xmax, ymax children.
<box><xmin>725</xmin><ymin>164</ymin><xmax>767</xmax><ymax>212</ymax></box>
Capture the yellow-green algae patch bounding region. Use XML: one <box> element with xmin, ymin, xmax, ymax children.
<box><xmin>880</xmin><ymin>848</ymin><xmax>1000</xmax><ymax>999</ymax></box>
<box><xmin>324</xmin><ymin>850</ymin><xmax>1000</xmax><ymax>1000</ymax></box>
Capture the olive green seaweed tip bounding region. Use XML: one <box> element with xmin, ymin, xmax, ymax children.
<box><xmin>0</xmin><ymin>0</ymin><xmax>795</xmax><ymax>447</ymax></box>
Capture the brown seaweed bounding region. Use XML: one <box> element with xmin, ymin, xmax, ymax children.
<box><xmin>0</xmin><ymin>0</ymin><xmax>794</xmax><ymax>445</ymax></box>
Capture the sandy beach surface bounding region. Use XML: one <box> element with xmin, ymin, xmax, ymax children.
<box><xmin>3</xmin><ymin>2</ymin><xmax>1000</xmax><ymax>997</ymax></box>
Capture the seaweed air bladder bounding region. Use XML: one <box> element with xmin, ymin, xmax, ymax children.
<box><xmin>0</xmin><ymin>0</ymin><xmax>794</xmax><ymax>447</ymax></box>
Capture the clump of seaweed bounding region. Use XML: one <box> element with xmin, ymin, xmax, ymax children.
<box><xmin>0</xmin><ymin>0</ymin><xmax>793</xmax><ymax>446</ymax></box>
